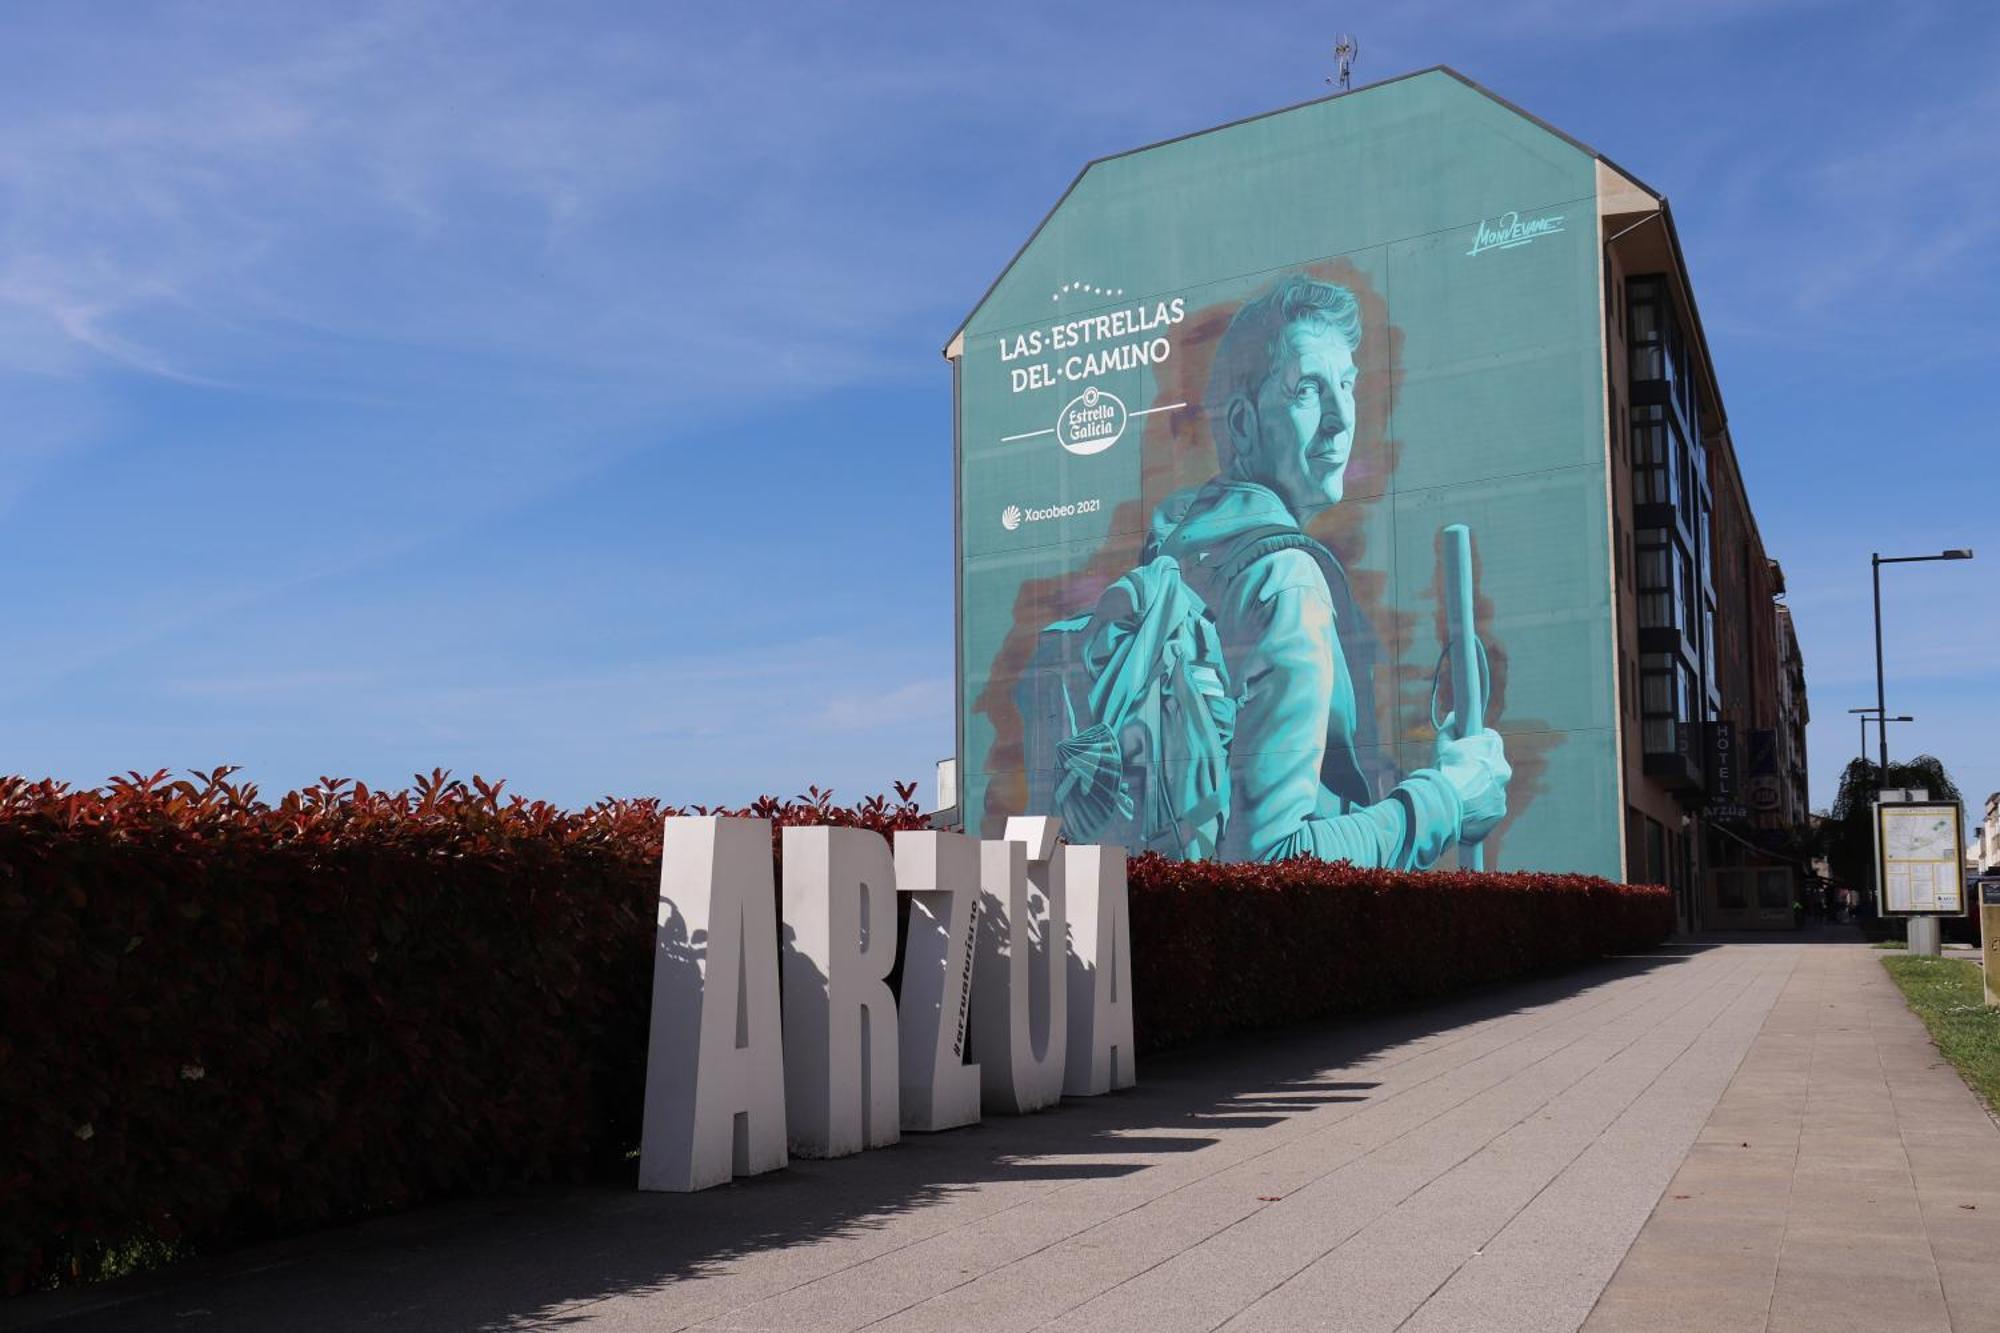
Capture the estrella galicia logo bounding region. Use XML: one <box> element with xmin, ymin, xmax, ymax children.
<box><xmin>1055</xmin><ymin>386</ymin><xmax>1127</xmax><ymax>456</ymax></box>
<box><xmin>1466</xmin><ymin>209</ymin><xmax>1566</xmax><ymax>257</ymax></box>
<box><xmin>1000</xmin><ymin>505</ymin><xmax>1023</xmax><ymax>532</ymax></box>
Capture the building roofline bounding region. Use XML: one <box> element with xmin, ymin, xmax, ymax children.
<box><xmin>943</xmin><ymin>65</ymin><xmax>1664</xmax><ymax>355</ymax></box>
<box><xmin>1642</xmin><ymin>196</ymin><xmax>1769</xmax><ymax>561</ymax></box>
<box><xmin>937</xmin><ymin>64</ymin><xmax>1781</xmax><ymax>650</ymax></box>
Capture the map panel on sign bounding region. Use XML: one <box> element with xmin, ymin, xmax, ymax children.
<box><xmin>1878</xmin><ymin>804</ymin><xmax>1964</xmax><ymax>914</ymax></box>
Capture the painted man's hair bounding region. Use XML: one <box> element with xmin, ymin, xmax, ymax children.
<box><xmin>1206</xmin><ymin>275</ymin><xmax>1362</xmax><ymax>466</ymax></box>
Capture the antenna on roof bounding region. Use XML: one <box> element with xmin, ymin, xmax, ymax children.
<box><xmin>1328</xmin><ymin>34</ymin><xmax>1359</xmax><ymax>92</ymax></box>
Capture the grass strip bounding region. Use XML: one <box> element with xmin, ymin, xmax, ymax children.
<box><xmin>1881</xmin><ymin>955</ymin><xmax>2000</xmax><ymax>1116</ymax></box>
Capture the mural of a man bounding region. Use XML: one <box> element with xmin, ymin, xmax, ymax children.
<box><xmin>1147</xmin><ymin>274</ymin><xmax>1512</xmax><ymax>865</ymax></box>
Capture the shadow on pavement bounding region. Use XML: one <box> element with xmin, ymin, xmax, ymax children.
<box><xmin>1679</xmin><ymin>922</ymin><xmax>1869</xmax><ymax>946</ymax></box>
<box><xmin>4</xmin><ymin>949</ymin><xmax>1702</xmax><ymax>1333</ymax></box>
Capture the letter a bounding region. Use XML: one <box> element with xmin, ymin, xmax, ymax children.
<box><xmin>1063</xmin><ymin>844</ymin><xmax>1136</xmax><ymax>1095</ymax></box>
<box><xmin>969</xmin><ymin>816</ymin><xmax>1068</xmax><ymax>1114</ymax></box>
<box><xmin>781</xmin><ymin>827</ymin><xmax>901</xmax><ymax>1158</ymax></box>
<box><xmin>893</xmin><ymin>830</ymin><xmax>982</xmax><ymax>1132</ymax></box>
<box><xmin>639</xmin><ymin>816</ymin><xmax>788</xmax><ymax>1192</ymax></box>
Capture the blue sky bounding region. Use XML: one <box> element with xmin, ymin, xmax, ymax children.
<box><xmin>2</xmin><ymin>0</ymin><xmax>1994</xmax><ymax>819</ymax></box>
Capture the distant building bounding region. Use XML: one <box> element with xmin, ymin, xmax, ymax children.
<box><xmin>1972</xmin><ymin>791</ymin><xmax>2000</xmax><ymax>874</ymax></box>
<box><xmin>1775</xmin><ymin>603</ymin><xmax>1810</xmax><ymax>830</ymax></box>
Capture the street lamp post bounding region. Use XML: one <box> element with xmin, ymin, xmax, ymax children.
<box><xmin>1872</xmin><ymin>549</ymin><xmax>1973</xmax><ymax>772</ymax></box>
<box><xmin>1871</xmin><ymin>549</ymin><xmax>1974</xmax><ymax>958</ymax></box>
<box><xmin>1847</xmin><ymin>706</ymin><xmax>1912</xmax><ymax>770</ymax></box>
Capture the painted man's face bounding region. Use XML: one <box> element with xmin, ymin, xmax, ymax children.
<box><xmin>1232</xmin><ymin>319</ymin><xmax>1358</xmax><ymax>515</ymax></box>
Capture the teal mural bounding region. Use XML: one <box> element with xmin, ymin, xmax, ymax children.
<box><xmin>954</xmin><ymin>71</ymin><xmax>1621</xmax><ymax>877</ymax></box>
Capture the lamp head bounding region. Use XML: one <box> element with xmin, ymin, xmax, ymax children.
<box><xmin>1942</xmin><ymin>548</ymin><xmax>1974</xmax><ymax>559</ymax></box>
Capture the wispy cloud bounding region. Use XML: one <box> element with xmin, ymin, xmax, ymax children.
<box><xmin>1784</xmin><ymin>85</ymin><xmax>2000</xmax><ymax>316</ymax></box>
<box><xmin>0</xmin><ymin>3</ymin><xmax>975</xmax><ymax>406</ymax></box>
<box><xmin>813</xmin><ymin>678</ymin><xmax>952</xmax><ymax>733</ymax></box>
<box><xmin>1402</xmin><ymin>0</ymin><xmax>1834</xmax><ymax>39</ymax></box>
<box><xmin>3</xmin><ymin>0</ymin><xmax>1993</xmax><ymax>819</ymax></box>
<box><xmin>119</xmin><ymin>635</ymin><xmax>948</xmax><ymax>805</ymax></box>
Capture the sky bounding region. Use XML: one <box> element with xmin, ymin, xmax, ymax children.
<box><xmin>2</xmin><ymin>0</ymin><xmax>1994</xmax><ymax>820</ymax></box>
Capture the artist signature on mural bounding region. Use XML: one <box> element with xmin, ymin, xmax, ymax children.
<box><xmin>1466</xmin><ymin>210</ymin><xmax>1566</xmax><ymax>257</ymax></box>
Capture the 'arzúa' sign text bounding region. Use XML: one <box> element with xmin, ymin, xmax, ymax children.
<box><xmin>638</xmin><ymin>815</ymin><xmax>1135</xmax><ymax>1192</ymax></box>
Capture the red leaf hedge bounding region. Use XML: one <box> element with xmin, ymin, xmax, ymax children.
<box><xmin>1123</xmin><ymin>854</ymin><xmax>1674</xmax><ymax>1051</ymax></box>
<box><xmin>0</xmin><ymin>769</ymin><xmax>1670</xmax><ymax>1295</ymax></box>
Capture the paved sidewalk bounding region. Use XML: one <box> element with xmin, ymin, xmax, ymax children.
<box><xmin>1583</xmin><ymin>943</ymin><xmax>2000</xmax><ymax>1333</ymax></box>
<box><xmin>11</xmin><ymin>941</ymin><xmax>1996</xmax><ymax>1333</ymax></box>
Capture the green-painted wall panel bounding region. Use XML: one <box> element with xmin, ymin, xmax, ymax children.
<box><xmin>955</xmin><ymin>71</ymin><xmax>1618</xmax><ymax>877</ymax></box>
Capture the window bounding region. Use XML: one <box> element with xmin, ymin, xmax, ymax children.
<box><xmin>1637</xmin><ymin>540</ymin><xmax>1671</xmax><ymax>630</ymax></box>
<box><xmin>1703</xmin><ymin>604</ymin><xmax>1718</xmax><ymax>701</ymax></box>
<box><xmin>1629</xmin><ymin>287</ymin><xmax>1663</xmax><ymax>383</ymax></box>
<box><xmin>1697</xmin><ymin>497</ymin><xmax>1712</xmax><ymax>591</ymax></box>
<box><xmin>1627</xmin><ymin>275</ymin><xmax>1698</xmax><ymax>444</ymax></box>
<box><xmin>1641</xmin><ymin>666</ymin><xmax>1674</xmax><ymax>714</ymax></box>
<box><xmin>1677</xmin><ymin>430</ymin><xmax>1703</xmax><ymax>533</ymax></box>
<box><xmin>1635</xmin><ymin>529</ymin><xmax>1690</xmax><ymax>638</ymax></box>
<box><xmin>1631</xmin><ymin>405</ymin><xmax>1676</xmax><ymax>509</ymax></box>
<box><xmin>1677</xmin><ymin>546</ymin><xmax>1696</xmax><ymax>633</ymax></box>
<box><xmin>1640</xmin><ymin>650</ymin><xmax>1697</xmax><ymax>760</ymax></box>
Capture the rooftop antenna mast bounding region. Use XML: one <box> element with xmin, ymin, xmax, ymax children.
<box><xmin>1329</xmin><ymin>34</ymin><xmax>1359</xmax><ymax>92</ymax></box>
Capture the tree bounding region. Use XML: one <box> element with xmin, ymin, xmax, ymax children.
<box><xmin>1824</xmin><ymin>754</ymin><xmax>1963</xmax><ymax>911</ymax></box>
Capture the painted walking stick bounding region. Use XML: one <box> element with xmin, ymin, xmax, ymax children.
<box><xmin>1442</xmin><ymin>523</ymin><xmax>1487</xmax><ymax>871</ymax></box>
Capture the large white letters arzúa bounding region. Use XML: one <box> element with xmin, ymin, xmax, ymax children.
<box><xmin>781</xmin><ymin>827</ymin><xmax>901</xmax><ymax>1158</ymax></box>
<box><xmin>970</xmin><ymin>816</ymin><xmax>1069</xmax><ymax>1114</ymax></box>
<box><xmin>639</xmin><ymin>816</ymin><xmax>1137</xmax><ymax>1192</ymax></box>
<box><xmin>892</xmin><ymin>831</ymin><xmax>982</xmax><ymax>1132</ymax></box>
<box><xmin>638</xmin><ymin>817</ymin><xmax>788</xmax><ymax>1192</ymax></box>
<box><xmin>1063</xmin><ymin>843</ymin><xmax>1136</xmax><ymax>1095</ymax></box>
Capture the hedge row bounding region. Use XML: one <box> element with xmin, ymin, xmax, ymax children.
<box><xmin>0</xmin><ymin>770</ymin><xmax>1671</xmax><ymax>1294</ymax></box>
<box><xmin>1124</xmin><ymin>854</ymin><xmax>1675</xmax><ymax>1050</ymax></box>
<box><xmin>0</xmin><ymin>769</ymin><xmax>925</xmax><ymax>1295</ymax></box>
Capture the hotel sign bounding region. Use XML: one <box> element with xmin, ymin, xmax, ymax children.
<box><xmin>1705</xmin><ymin>721</ymin><xmax>1739</xmax><ymax>813</ymax></box>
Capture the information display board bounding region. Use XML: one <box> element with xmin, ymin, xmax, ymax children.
<box><xmin>1874</xmin><ymin>801</ymin><xmax>1965</xmax><ymax>915</ymax></box>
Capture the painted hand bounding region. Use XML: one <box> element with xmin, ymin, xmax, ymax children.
<box><xmin>1435</xmin><ymin>722</ymin><xmax>1511</xmax><ymax>845</ymax></box>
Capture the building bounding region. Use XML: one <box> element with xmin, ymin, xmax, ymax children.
<box><xmin>1608</xmin><ymin>233</ymin><xmax>1811</xmax><ymax>927</ymax></box>
<box><xmin>1775</xmin><ymin>603</ymin><xmax>1810</xmax><ymax>831</ymax></box>
<box><xmin>944</xmin><ymin>68</ymin><xmax>1809</xmax><ymax>927</ymax></box>
<box><xmin>1973</xmin><ymin>792</ymin><xmax>2000</xmax><ymax>874</ymax></box>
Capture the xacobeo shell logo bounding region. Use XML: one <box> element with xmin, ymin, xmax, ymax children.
<box><xmin>1000</xmin><ymin>498</ymin><xmax>1101</xmax><ymax>532</ymax></box>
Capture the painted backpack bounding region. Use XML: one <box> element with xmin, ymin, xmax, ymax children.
<box><xmin>1017</xmin><ymin>524</ymin><xmax>1375</xmax><ymax>860</ymax></box>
